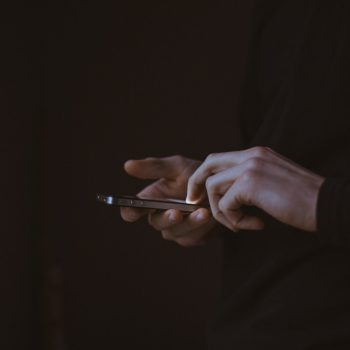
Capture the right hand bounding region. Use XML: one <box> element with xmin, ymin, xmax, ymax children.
<box><xmin>120</xmin><ymin>155</ymin><xmax>217</xmax><ymax>247</ymax></box>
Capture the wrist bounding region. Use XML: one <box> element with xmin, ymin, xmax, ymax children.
<box><xmin>307</xmin><ymin>176</ymin><xmax>326</xmax><ymax>232</ymax></box>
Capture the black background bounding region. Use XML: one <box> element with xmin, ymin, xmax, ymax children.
<box><xmin>1</xmin><ymin>0</ymin><xmax>253</xmax><ymax>349</ymax></box>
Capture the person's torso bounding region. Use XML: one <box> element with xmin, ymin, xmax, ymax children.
<box><xmin>209</xmin><ymin>1</ymin><xmax>350</xmax><ymax>348</ymax></box>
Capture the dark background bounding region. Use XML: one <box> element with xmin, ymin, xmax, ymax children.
<box><xmin>2</xmin><ymin>0</ymin><xmax>253</xmax><ymax>349</ymax></box>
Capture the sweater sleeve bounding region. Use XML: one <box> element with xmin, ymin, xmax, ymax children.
<box><xmin>317</xmin><ymin>177</ymin><xmax>350</xmax><ymax>246</ymax></box>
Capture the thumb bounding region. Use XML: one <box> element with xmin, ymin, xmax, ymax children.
<box><xmin>124</xmin><ymin>156</ymin><xmax>181</xmax><ymax>180</ymax></box>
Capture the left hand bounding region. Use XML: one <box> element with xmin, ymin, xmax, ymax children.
<box><xmin>186</xmin><ymin>147</ymin><xmax>325</xmax><ymax>233</ymax></box>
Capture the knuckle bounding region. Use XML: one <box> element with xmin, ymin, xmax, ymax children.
<box><xmin>206</xmin><ymin>176</ymin><xmax>221</xmax><ymax>195</ymax></box>
<box><xmin>241</xmin><ymin>169</ymin><xmax>260</xmax><ymax>185</ymax></box>
<box><xmin>205</xmin><ymin>154</ymin><xmax>213</xmax><ymax>162</ymax></box>
<box><xmin>187</xmin><ymin>175</ymin><xmax>194</xmax><ymax>187</ymax></box>
<box><xmin>239</xmin><ymin>171</ymin><xmax>259</xmax><ymax>204</ymax></box>
<box><xmin>146</xmin><ymin>157</ymin><xmax>163</xmax><ymax>169</ymax></box>
<box><xmin>251</xmin><ymin>146</ymin><xmax>269</xmax><ymax>158</ymax></box>
<box><xmin>247</xmin><ymin>157</ymin><xmax>264</xmax><ymax>171</ymax></box>
<box><xmin>206</xmin><ymin>153</ymin><xmax>218</xmax><ymax>162</ymax></box>
<box><xmin>205</xmin><ymin>176</ymin><xmax>214</xmax><ymax>189</ymax></box>
<box><xmin>171</xmin><ymin>154</ymin><xmax>185</xmax><ymax>164</ymax></box>
<box><xmin>189</xmin><ymin>175</ymin><xmax>202</xmax><ymax>189</ymax></box>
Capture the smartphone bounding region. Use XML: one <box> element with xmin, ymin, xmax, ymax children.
<box><xmin>96</xmin><ymin>194</ymin><xmax>210</xmax><ymax>213</ymax></box>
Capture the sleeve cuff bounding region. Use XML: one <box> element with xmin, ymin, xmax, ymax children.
<box><xmin>317</xmin><ymin>177</ymin><xmax>349</xmax><ymax>246</ymax></box>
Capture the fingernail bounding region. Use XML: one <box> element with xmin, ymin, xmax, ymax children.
<box><xmin>124</xmin><ymin>160</ymin><xmax>134</xmax><ymax>170</ymax></box>
<box><xmin>186</xmin><ymin>195</ymin><xmax>198</xmax><ymax>204</ymax></box>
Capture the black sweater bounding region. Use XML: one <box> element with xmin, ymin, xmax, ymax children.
<box><xmin>209</xmin><ymin>1</ymin><xmax>350</xmax><ymax>349</ymax></box>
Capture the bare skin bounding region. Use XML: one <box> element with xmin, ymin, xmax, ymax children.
<box><xmin>120</xmin><ymin>156</ymin><xmax>216</xmax><ymax>247</ymax></box>
<box><xmin>187</xmin><ymin>147</ymin><xmax>325</xmax><ymax>233</ymax></box>
<box><xmin>121</xmin><ymin>147</ymin><xmax>325</xmax><ymax>246</ymax></box>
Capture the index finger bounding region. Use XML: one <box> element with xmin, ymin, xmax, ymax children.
<box><xmin>124</xmin><ymin>155</ymin><xmax>183</xmax><ymax>180</ymax></box>
<box><xmin>186</xmin><ymin>151</ymin><xmax>248</xmax><ymax>204</ymax></box>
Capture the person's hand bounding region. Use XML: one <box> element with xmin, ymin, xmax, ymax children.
<box><xmin>121</xmin><ymin>156</ymin><xmax>216</xmax><ymax>247</ymax></box>
<box><xmin>186</xmin><ymin>147</ymin><xmax>325</xmax><ymax>233</ymax></box>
